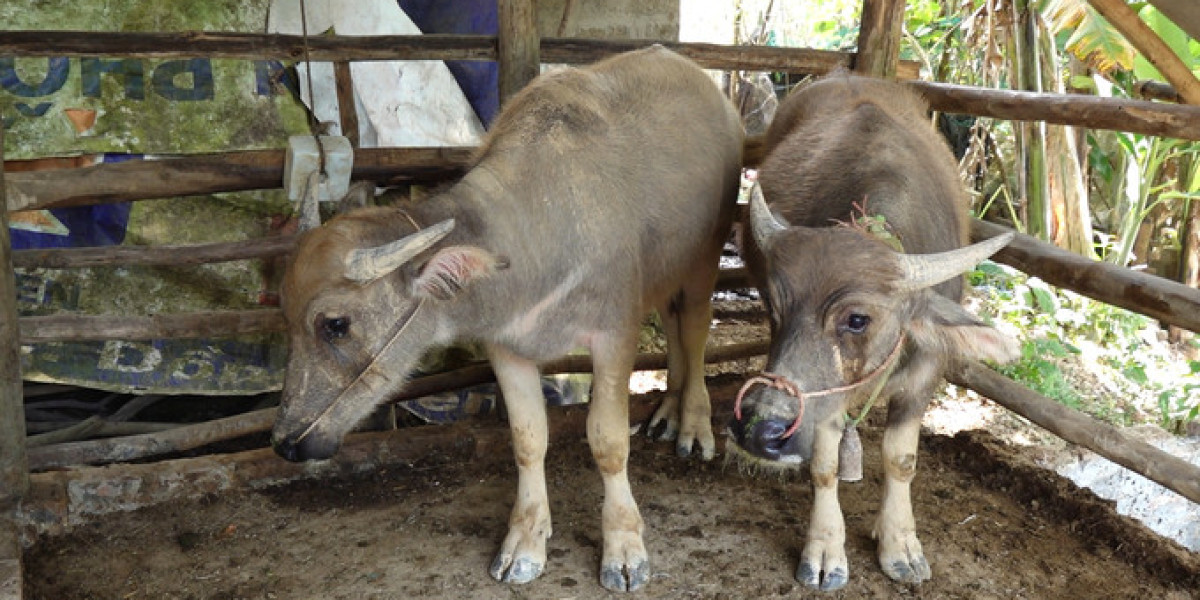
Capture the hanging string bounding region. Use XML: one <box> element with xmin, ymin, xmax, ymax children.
<box><xmin>299</xmin><ymin>0</ymin><xmax>327</xmax><ymax>180</ymax></box>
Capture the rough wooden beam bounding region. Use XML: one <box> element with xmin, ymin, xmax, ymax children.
<box><xmin>854</xmin><ymin>0</ymin><xmax>906</xmax><ymax>78</ymax></box>
<box><xmin>18</xmin><ymin>310</ymin><xmax>284</xmax><ymax>343</ymax></box>
<box><xmin>0</xmin><ymin>517</ymin><xmax>22</xmax><ymax>600</ymax></box>
<box><xmin>1087</xmin><ymin>0</ymin><xmax>1200</xmax><ymax>105</ymax></box>
<box><xmin>12</xmin><ymin>235</ymin><xmax>295</xmax><ymax>269</ymax></box>
<box><xmin>498</xmin><ymin>0</ymin><xmax>540</xmax><ymax>103</ymax></box>
<box><xmin>948</xmin><ymin>359</ymin><xmax>1200</xmax><ymax>505</ymax></box>
<box><xmin>0</xmin><ymin>31</ymin><xmax>498</xmax><ymax>61</ymax></box>
<box><xmin>5</xmin><ymin>147</ymin><xmax>474</xmax><ymax>213</ymax></box>
<box><xmin>972</xmin><ymin>219</ymin><xmax>1200</xmax><ymax>333</ymax></box>
<box><xmin>26</xmin><ymin>341</ymin><xmax>767</xmax><ymax>470</ymax></box>
<box><xmin>912</xmin><ymin>80</ymin><xmax>1200</xmax><ymax>140</ymax></box>
<box><xmin>0</xmin><ymin>126</ymin><xmax>28</xmax><ymax>507</ymax></box>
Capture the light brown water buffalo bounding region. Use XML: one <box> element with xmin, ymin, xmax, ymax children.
<box><xmin>727</xmin><ymin>71</ymin><xmax>1019</xmax><ymax>590</ymax></box>
<box><xmin>270</xmin><ymin>46</ymin><xmax>744</xmax><ymax>592</ymax></box>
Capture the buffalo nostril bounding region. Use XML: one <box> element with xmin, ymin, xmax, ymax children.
<box><xmin>273</xmin><ymin>437</ymin><xmax>300</xmax><ymax>462</ymax></box>
<box><xmin>752</xmin><ymin>419</ymin><xmax>789</xmax><ymax>459</ymax></box>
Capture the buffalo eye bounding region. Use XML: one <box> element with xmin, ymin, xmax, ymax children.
<box><xmin>318</xmin><ymin>314</ymin><xmax>351</xmax><ymax>341</ymax></box>
<box><xmin>843</xmin><ymin>313</ymin><xmax>871</xmax><ymax>334</ymax></box>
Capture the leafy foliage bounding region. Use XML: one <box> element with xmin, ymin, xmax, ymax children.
<box><xmin>1043</xmin><ymin>0</ymin><xmax>1135</xmax><ymax>74</ymax></box>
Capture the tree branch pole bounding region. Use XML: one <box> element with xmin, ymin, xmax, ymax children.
<box><xmin>947</xmin><ymin>359</ymin><xmax>1200</xmax><ymax>505</ymax></box>
<box><xmin>0</xmin><ymin>122</ymin><xmax>27</xmax><ymax>600</ymax></box>
<box><xmin>1086</xmin><ymin>0</ymin><xmax>1200</xmax><ymax>106</ymax></box>
<box><xmin>972</xmin><ymin>219</ymin><xmax>1200</xmax><ymax>333</ymax></box>
<box><xmin>25</xmin><ymin>341</ymin><xmax>768</xmax><ymax>470</ymax></box>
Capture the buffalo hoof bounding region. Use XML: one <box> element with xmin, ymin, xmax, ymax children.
<box><xmin>797</xmin><ymin>561</ymin><xmax>849</xmax><ymax>592</ymax></box>
<box><xmin>600</xmin><ymin>559</ymin><xmax>650</xmax><ymax>592</ymax></box>
<box><xmin>489</xmin><ymin>553</ymin><xmax>543</xmax><ymax>585</ymax></box>
<box><xmin>881</xmin><ymin>554</ymin><xmax>931</xmax><ymax>584</ymax></box>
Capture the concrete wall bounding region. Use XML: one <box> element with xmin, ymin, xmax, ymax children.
<box><xmin>538</xmin><ymin>0</ymin><xmax>680</xmax><ymax>40</ymax></box>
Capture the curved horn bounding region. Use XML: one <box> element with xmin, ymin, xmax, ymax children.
<box><xmin>343</xmin><ymin>218</ymin><xmax>456</xmax><ymax>283</ymax></box>
<box><xmin>895</xmin><ymin>231</ymin><xmax>1014</xmax><ymax>292</ymax></box>
<box><xmin>748</xmin><ymin>183</ymin><xmax>788</xmax><ymax>249</ymax></box>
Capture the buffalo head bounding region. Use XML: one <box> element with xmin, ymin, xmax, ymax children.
<box><xmin>729</xmin><ymin>186</ymin><xmax>1018</xmax><ymax>467</ymax></box>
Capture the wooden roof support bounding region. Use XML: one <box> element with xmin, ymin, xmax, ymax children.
<box><xmin>854</xmin><ymin>0</ymin><xmax>906</xmax><ymax>78</ymax></box>
<box><xmin>1087</xmin><ymin>0</ymin><xmax>1200</xmax><ymax>105</ymax></box>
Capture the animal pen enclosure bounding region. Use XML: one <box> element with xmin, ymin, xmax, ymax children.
<box><xmin>3</xmin><ymin>0</ymin><xmax>1200</xmax><ymax>597</ymax></box>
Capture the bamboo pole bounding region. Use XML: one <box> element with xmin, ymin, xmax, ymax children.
<box><xmin>26</xmin><ymin>340</ymin><xmax>768</xmax><ymax>470</ymax></box>
<box><xmin>1087</xmin><ymin>0</ymin><xmax>1200</xmax><ymax>106</ymax></box>
<box><xmin>854</xmin><ymin>0</ymin><xmax>905</xmax><ymax>78</ymax></box>
<box><xmin>498</xmin><ymin>0</ymin><xmax>540</xmax><ymax>104</ymax></box>
<box><xmin>947</xmin><ymin>359</ymin><xmax>1200</xmax><ymax>505</ymax></box>
<box><xmin>972</xmin><ymin>219</ymin><xmax>1200</xmax><ymax>333</ymax></box>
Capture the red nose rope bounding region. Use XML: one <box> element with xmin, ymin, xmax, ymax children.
<box><xmin>734</xmin><ymin>333</ymin><xmax>907</xmax><ymax>439</ymax></box>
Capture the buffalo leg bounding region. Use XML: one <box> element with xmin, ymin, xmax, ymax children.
<box><xmin>589</xmin><ymin>331</ymin><xmax>650</xmax><ymax>592</ymax></box>
<box><xmin>797</xmin><ymin>415</ymin><xmax>849</xmax><ymax>591</ymax></box>
<box><xmin>487</xmin><ymin>345</ymin><xmax>552</xmax><ymax>585</ymax></box>
<box><xmin>873</xmin><ymin>409</ymin><xmax>932</xmax><ymax>583</ymax></box>
<box><xmin>647</xmin><ymin>282</ymin><xmax>719</xmax><ymax>458</ymax></box>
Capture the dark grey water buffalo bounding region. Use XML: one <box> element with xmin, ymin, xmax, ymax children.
<box><xmin>727</xmin><ymin>71</ymin><xmax>1019</xmax><ymax>590</ymax></box>
<box><xmin>270</xmin><ymin>46</ymin><xmax>744</xmax><ymax>592</ymax></box>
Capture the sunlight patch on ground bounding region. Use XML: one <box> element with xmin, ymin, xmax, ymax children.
<box><xmin>630</xmin><ymin>370</ymin><xmax>668</xmax><ymax>394</ymax></box>
<box><xmin>923</xmin><ymin>386</ymin><xmax>1003</xmax><ymax>436</ymax></box>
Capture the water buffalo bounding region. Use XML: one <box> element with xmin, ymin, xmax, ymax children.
<box><xmin>728</xmin><ymin>71</ymin><xmax>1019</xmax><ymax>590</ymax></box>
<box><xmin>270</xmin><ymin>46</ymin><xmax>744</xmax><ymax>592</ymax></box>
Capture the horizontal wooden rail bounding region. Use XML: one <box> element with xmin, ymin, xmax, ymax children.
<box><xmin>6</xmin><ymin>147</ymin><xmax>475</xmax><ymax>212</ymax></box>
<box><xmin>913</xmin><ymin>81</ymin><xmax>1200</xmax><ymax>141</ymax></box>
<box><xmin>971</xmin><ymin>219</ymin><xmax>1200</xmax><ymax>334</ymax></box>
<box><xmin>25</xmin><ymin>340</ymin><xmax>768</xmax><ymax>469</ymax></box>
<box><xmin>948</xmin><ymin>359</ymin><xmax>1200</xmax><ymax>505</ymax></box>
<box><xmin>12</xmin><ymin>235</ymin><xmax>296</xmax><ymax>269</ymax></box>
<box><xmin>0</xmin><ymin>31</ymin><xmax>911</xmax><ymax>76</ymax></box>
<box><xmin>18</xmin><ymin>310</ymin><xmax>284</xmax><ymax>343</ymax></box>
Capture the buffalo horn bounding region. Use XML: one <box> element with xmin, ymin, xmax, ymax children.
<box><xmin>895</xmin><ymin>231</ymin><xmax>1014</xmax><ymax>291</ymax></box>
<box><xmin>343</xmin><ymin>218</ymin><xmax>456</xmax><ymax>283</ymax></box>
<box><xmin>748</xmin><ymin>183</ymin><xmax>788</xmax><ymax>248</ymax></box>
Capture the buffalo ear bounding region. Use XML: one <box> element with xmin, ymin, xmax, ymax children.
<box><xmin>909</xmin><ymin>292</ymin><xmax>1020</xmax><ymax>364</ymax></box>
<box><xmin>413</xmin><ymin>246</ymin><xmax>509</xmax><ymax>300</ymax></box>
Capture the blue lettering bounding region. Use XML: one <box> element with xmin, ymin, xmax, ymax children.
<box><xmin>81</xmin><ymin>58</ymin><xmax>145</xmax><ymax>100</ymax></box>
<box><xmin>151</xmin><ymin>58</ymin><xmax>213</xmax><ymax>101</ymax></box>
<box><xmin>0</xmin><ymin>57</ymin><xmax>69</xmax><ymax>97</ymax></box>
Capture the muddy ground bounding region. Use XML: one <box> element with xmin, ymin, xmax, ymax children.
<box><xmin>21</xmin><ymin>372</ymin><xmax>1200</xmax><ymax>600</ymax></box>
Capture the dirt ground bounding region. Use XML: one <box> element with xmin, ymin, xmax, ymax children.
<box><xmin>21</xmin><ymin>374</ymin><xmax>1200</xmax><ymax>600</ymax></box>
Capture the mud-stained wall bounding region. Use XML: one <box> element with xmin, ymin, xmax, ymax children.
<box><xmin>537</xmin><ymin>0</ymin><xmax>680</xmax><ymax>40</ymax></box>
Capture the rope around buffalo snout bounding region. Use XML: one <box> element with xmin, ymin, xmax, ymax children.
<box><xmin>733</xmin><ymin>333</ymin><xmax>907</xmax><ymax>439</ymax></box>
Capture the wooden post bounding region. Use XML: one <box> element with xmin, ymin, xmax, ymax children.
<box><xmin>854</xmin><ymin>0</ymin><xmax>906</xmax><ymax>78</ymax></box>
<box><xmin>333</xmin><ymin>61</ymin><xmax>360</xmax><ymax>148</ymax></box>
<box><xmin>498</xmin><ymin>0</ymin><xmax>540</xmax><ymax>104</ymax></box>
<box><xmin>0</xmin><ymin>123</ymin><xmax>27</xmax><ymax>600</ymax></box>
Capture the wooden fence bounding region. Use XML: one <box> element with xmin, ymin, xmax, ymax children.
<box><xmin>3</xmin><ymin>6</ymin><xmax>1200</xmax><ymax>593</ymax></box>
